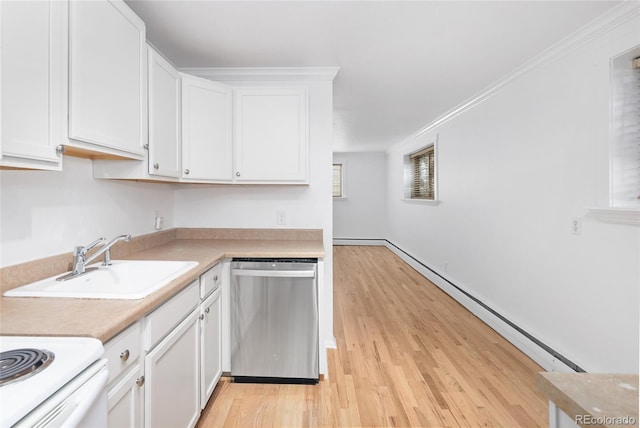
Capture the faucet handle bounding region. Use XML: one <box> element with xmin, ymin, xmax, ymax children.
<box><xmin>83</xmin><ymin>237</ymin><xmax>106</xmax><ymax>253</ymax></box>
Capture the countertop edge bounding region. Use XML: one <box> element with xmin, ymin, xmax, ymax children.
<box><xmin>0</xmin><ymin>236</ymin><xmax>325</xmax><ymax>344</ymax></box>
<box><xmin>536</xmin><ymin>372</ymin><xmax>639</xmax><ymax>428</ymax></box>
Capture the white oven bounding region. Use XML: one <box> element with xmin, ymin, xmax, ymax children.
<box><xmin>0</xmin><ymin>336</ymin><xmax>108</xmax><ymax>427</ymax></box>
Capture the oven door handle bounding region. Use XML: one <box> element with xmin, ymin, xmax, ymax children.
<box><xmin>59</xmin><ymin>368</ymin><xmax>109</xmax><ymax>427</ymax></box>
<box><xmin>232</xmin><ymin>269</ymin><xmax>316</xmax><ymax>279</ymax></box>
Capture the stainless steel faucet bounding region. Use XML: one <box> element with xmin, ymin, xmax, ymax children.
<box><xmin>99</xmin><ymin>234</ymin><xmax>132</xmax><ymax>266</ymax></box>
<box><xmin>59</xmin><ymin>234</ymin><xmax>132</xmax><ymax>281</ymax></box>
<box><xmin>71</xmin><ymin>237</ymin><xmax>106</xmax><ymax>276</ymax></box>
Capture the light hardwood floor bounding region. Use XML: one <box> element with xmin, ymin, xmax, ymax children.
<box><xmin>197</xmin><ymin>245</ymin><xmax>547</xmax><ymax>427</ymax></box>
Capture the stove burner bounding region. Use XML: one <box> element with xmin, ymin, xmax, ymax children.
<box><xmin>0</xmin><ymin>348</ymin><xmax>55</xmax><ymax>386</ymax></box>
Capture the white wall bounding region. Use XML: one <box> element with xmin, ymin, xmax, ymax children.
<box><xmin>174</xmin><ymin>79</ymin><xmax>336</xmax><ymax>369</ymax></box>
<box><xmin>0</xmin><ymin>75</ymin><xmax>335</xmax><ymax>374</ymax></box>
<box><xmin>333</xmin><ymin>152</ymin><xmax>387</xmax><ymax>239</ymax></box>
<box><xmin>386</xmin><ymin>9</ymin><xmax>639</xmax><ymax>372</ymax></box>
<box><xmin>0</xmin><ymin>156</ymin><xmax>175</xmax><ymax>267</ymax></box>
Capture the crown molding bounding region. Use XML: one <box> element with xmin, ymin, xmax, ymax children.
<box><xmin>388</xmin><ymin>1</ymin><xmax>640</xmax><ymax>153</ymax></box>
<box><xmin>179</xmin><ymin>66</ymin><xmax>340</xmax><ymax>82</ymax></box>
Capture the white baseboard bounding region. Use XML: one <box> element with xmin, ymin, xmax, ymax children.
<box><xmin>333</xmin><ymin>238</ymin><xmax>387</xmax><ymax>246</ymax></box>
<box><xmin>325</xmin><ymin>336</ymin><xmax>337</xmax><ymax>350</ymax></box>
<box><xmin>383</xmin><ymin>241</ymin><xmax>579</xmax><ymax>373</ymax></box>
<box><xmin>331</xmin><ymin>239</ymin><xmax>576</xmax><ymax>372</ymax></box>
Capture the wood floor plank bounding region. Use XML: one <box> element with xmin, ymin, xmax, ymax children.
<box><xmin>196</xmin><ymin>246</ymin><xmax>547</xmax><ymax>427</ymax></box>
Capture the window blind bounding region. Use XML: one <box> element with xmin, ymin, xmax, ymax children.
<box><xmin>332</xmin><ymin>164</ymin><xmax>343</xmax><ymax>197</ymax></box>
<box><xmin>611</xmin><ymin>56</ymin><xmax>640</xmax><ymax>206</ymax></box>
<box><xmin>410</xmin><ymin>146</ymin><xmax>435</xmax><ymax>200</ymax></box>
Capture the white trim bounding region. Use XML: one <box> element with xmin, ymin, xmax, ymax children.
<box><xmin>401</xmin><ymin>198</ymin><xmax>440</xmax><ymax>206</ymax></box>
<box><xmin>317</xmin><ymin>259</ymin><xmax>328</xmax><ymax>378</ymax></box>
<box><xmin>179</xmin><ymin>67</ymin><xmax>340</xmax><ymax>82</ymax></box>
<box><xmin>388</xmin><ymin>1</ymin><xmax>640</xmax><ymax>154</ymax></box>
<box><xmin>333</xmin><ymin>238</ymin><xmax>387</xmax><ymax>246</ymax></box>
<box><xmin>587</xmin><ymin>206</ymin><xmax>640</xmax><ymax>225</ymax></box>
<box><xmin>325</xmin><ymin>337</ymin><xmax>337</xmax><ymax>350</ymax></box>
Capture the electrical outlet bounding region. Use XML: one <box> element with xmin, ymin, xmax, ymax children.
<box><xmin>154</xmin><ymin>216</ymin><xmax>164</xmax><ymax>230</ymax></box>
<box><xmin>276</xmin><ymin>210</ymin><xmax>286</xmax><ymax>225</ymax></box>
<box><xmin>571</xmin><ymin>218</ymin><xmax>581</xmax><ymax>235</ymax></box>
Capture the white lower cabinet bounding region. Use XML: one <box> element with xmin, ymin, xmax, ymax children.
<box><xmin>107</xmin><ymin>363</ymin><xmax>144</xmax><ymax>428</ymax></box>
<box><xmin>200</xmin><ymin>286</ymin><xmax>222</xmax><ymax>409</ymax></box>
<box><xmin>145</xmin><ymin>308</ymin><xmax>200</xmax><ymax>428</ymax></box>
<box><xmin>142</xmin><ymin>280</ymin><xmax>200</xmax><ymax>428</ymax></box>
<box><xmin>105</xmin><ymin>321</ymin><xmax>144</xmax><ymax>428</ymax></box>
<box><xmin>104</xmin><ymin>272</ymin><xmax>226</xmax><ymax>428</ymax></box>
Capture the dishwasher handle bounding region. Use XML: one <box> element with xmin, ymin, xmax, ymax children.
<box><xmin>232</xmin><ymin>268</ymin><xmax>316</xmax><ymax>279</ymax></box>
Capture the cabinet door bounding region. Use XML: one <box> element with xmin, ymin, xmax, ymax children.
<box><xmin>107</xmin><ymin>364</ymin><xmax>144</xmax><ymax>428</ymax></box>
<box><xmin>0</xmin><ymin>0</ymin><xmax>64</xmax><ymax>170</ymax></box>
<box><xmin>234</xmin><ymin>87</ymin><xmax>309</xmax><ymax>183</ymax></box>
<box><xmin>181</xmin><ymin>74</ymin><xmax>232</xmax><ymax>181</ymax></box>
<box><xmin>148</xmin><ymin>46</ymin><xmax>181</xmax><ymax>178</ymax></box>
<box><xmin>68</xmin><ymin>0</ymin><xmax>146</xmax><ymax>158</ymax></box>
<box><xmin>145</xmin><ymin>309</ymin><xmax>200</xmax><ymax>428</ymax></box>
<box><xmin>200</xmin><ymin>287</ymin><xmax>222</xmax><ymax>409</ymax></box>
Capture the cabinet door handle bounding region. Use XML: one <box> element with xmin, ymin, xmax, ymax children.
<box><xmin>120</xmin><ymin>349</ymin><xmax>130</xmax><ymax>362</ymax></box>
<box><xmin>205</xmin><ymin>307</ymin><xmax>210</xmax><ymax>314</ymax></box>
<box><xmin>213</xmin><ymin>275</ymin><xmax>218</xmax><ymax>282</ymax></box>
<box><xmin>235</xmin><ymin>171</ymin><xmax>241</xmax><ymax>177</ymax></box>
<box><xmin>184</xmin><ymin>169</ymin><xmax>190</xmax><ymax>175</ymax></box>
<box><xmin>136</xmin><ymin>376</ymin><xmax>145</xmax><ymax>387</ymax></box>
<box><xmin>56</xmin><ymin>145</ymin><xmax>65</xmax><ymax>154</ymax></box>
<box><xmin>153</xmin><ymin>163</ymin><xmax>159</xmax><ymax>170</ymax></box>
<box><xmin>199</xmin><ymin>314</ymin><xmax>205</xmax><ymax>320</ymax></box>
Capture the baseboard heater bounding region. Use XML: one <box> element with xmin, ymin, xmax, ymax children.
<box><xmin>334</xmin><ymin>237</ymin><xmax>585</xmax><ymax>373</ymax></box>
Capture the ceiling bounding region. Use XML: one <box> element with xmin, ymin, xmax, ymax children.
<box><xmin>126</xmin><ymin>0</ymin><xmax>621</xmax><ymax>152</ymax></box>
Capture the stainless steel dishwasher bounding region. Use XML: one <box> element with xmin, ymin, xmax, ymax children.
<box><xmin>230</xmin><ymin>258</ymin><xmax>319</xmax><ymax>384</ymax></box>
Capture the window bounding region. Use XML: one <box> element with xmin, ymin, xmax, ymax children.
<box><xmin>588</xmin><ymin>46</ymin><xmax>639</xmax><ymax>224</ymax></box>
<box><xmin>332</xmin><ymin>163</ymin><xmax>344</xmax><ymax>198</ymax></box>
<box><xmin>409</xmin><ymin>145</ymin><xmax>436</xmax><ymax>200</ymax></box>
<box><xmin>610</xmin><ymin>49</ymin><xmax>640</xmax><ymax>207</ymax></box>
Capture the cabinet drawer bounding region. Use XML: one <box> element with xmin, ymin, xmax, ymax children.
<box><xmin>200</xmin><ymin>263</ymin><xmax>222</xmax><ymax>299</ymax></box>
<box><xmin>145</xmin><ymin>280</ymin><xmax>199</xmax><ymax>351</ymax></box>
<box><xmin>104</xmin><ymin>321</ymin><xmax>141</xmax><ymax>384</ymax></box>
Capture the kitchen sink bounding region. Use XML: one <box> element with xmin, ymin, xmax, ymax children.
<box><xmin>3</xmin><ymin>260</ymin><xmax>199</xmax><ymax>300</ymax></box>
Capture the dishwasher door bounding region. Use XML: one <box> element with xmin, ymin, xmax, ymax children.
<box><xmin>230</xmin><ymin>259</ymin><xmax>318</xmax><ymax>383</ymax></box>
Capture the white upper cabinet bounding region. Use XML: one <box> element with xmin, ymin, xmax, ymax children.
<box><xmin>233</xmin><ymin>87</ymin><xmax>309</xmax><ymax>183</ymax></box>
<box><xmin>181</xmin><ymin>74</ymin><xmax>233</xmax><ymax>181</ymax></box>
<box><xmin>0</xmin><ymin>1</ymin><xmax>65</xmax><ymax>170</ymax></box>
<box><xmin>148</xmin><ymin>46</ymin><xmax>181</xmax><ymax>178</ymax></box>
<box><xmin>67</xmin><ymin>0</ymin><xmax>146</xmax><ymax>159</ymax></box>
